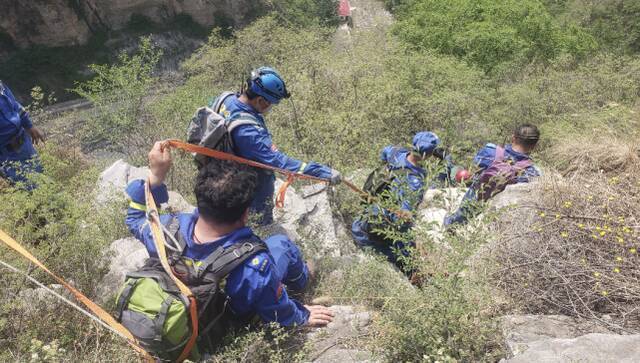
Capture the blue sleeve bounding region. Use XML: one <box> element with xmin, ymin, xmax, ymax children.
<box><xmin>4</xmin><ymin>86</ymin><xmax>32</xmax><ymax>129</ymax></box>
<box><xmin>473</xmin><ymin>144</ymin><xmax>497</xmax><ymax>169</ymax></box>
<box><xmin>124</xmin><ymin>179</ymin><xmax>172</xmax><ymax>257</ymax></box>
<box><xmin>226</xmin><ymin>256</ymin><xmax>310</xmax><ymax>326</ymax></box>
<box><xmin>232</xmin><ymin>125</ymin><xmax>332</xmax><ymax>179</ymax></box>
<box><xmin>264</xmin><ymin>235</ymin><xmax>309</xmax><ymax>291</ymax></box>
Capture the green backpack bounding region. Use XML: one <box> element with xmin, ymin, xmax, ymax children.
<box><xmin>115</xmin><ymin>225</ymin><xmax>267</xmax><ymax>361</ymax></box>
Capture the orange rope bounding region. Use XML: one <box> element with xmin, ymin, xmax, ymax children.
<box><xmin>0</xmin><ymin>229</ymin><xmax>154</xmax><ymax>361</ymax></box>
<box><xmin>163</xmin><ymin>139</ymin><xmax>410</xmax><ymax>220</ymax></box>
<box><xmin>145</xmin><ymin>178</ymin><xmax>198</xmax><ymax>362</ymax></box>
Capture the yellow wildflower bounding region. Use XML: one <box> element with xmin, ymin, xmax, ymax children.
<box><xmin>593</xmin><ymin>272</ymin><xmax>601</xmax><ymax>278</ymax></box>
<box><xmin>555</xmin><ymin>213</ymin><xmax>561</xmax><ymax>219</ymax></box>
<box><xmin>601</xmin><ymin>291</ymin><xmax>609</xmax><ymax>297</ymax></box>
<box><xmin>600</xmin><ymin>231</ymin><xmax>606</xmax><ymax>237</ymax></box>
<box><xmin>613</xmin><ymin>267</ymin><xmax>621</xmax><ymax>273</ymax></box>
<box><xmin>578</xmin><ymin>223</ymin><xmax>585</xmax><ymax>229</ymax></box>
<box><xmin>539</xmin><ymin>212</ymin><xmax>546</xmax><ymax>217</ymax></box>
<box><xmin>630</xmin><ymin>248</ymin><xmax>637</xmax><ymax>254</ymax></box>
<box><xmin>561</xmin><ymin>232</ymin><xmax>569</xmax><ymax>238</ymax></box>
<box><xmin>617</xmin><ymin>237</ymin><xmax>624</xmax><ymax>244</ymax></box>
<box><xmin>616</xmin><ymin>256</ymin><xmax>623</xmax><ymax>262</ymax></box>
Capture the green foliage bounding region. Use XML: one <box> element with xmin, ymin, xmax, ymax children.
<box><xmin>155</xmin><ymin>17</ymin><xmax>491</xmax><ymax>175</ymax></box>
<box><xmin>266</xmin><ymin>0</ymin><xmax>339</xmax><ymax>28</ymax></box>
<box><xmin>73</xmin><ymin>37</ymin><xmax>162</xmax><ymax>149</ymax></box>
<box><xmin>0</xmin><ymin>140</ymin><xmax>129</xmax><ymax>360</ymax></box>
<box><xmin>545</xmin><ymin>0</ymin><xmax>640</xmax><ymax>54</ymax></box>
<box><xmin>393</xmin><ymin>0</ymin><xmax>597</xmax><ymax>73</ymax></box>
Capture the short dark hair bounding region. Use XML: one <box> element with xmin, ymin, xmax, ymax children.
<box><xmin>513</xmin><ymin>124</ymin><xmax>540</xmax><ymax>149</ymax></box>
<box><xmin>194</xmin><ymin>159</ymin><xmax>258</xmax><ymax>224</ymax></box>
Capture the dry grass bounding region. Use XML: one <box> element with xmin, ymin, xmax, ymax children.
<box><xmin>494</xmin><ymin>138</ymin><xmax>640</xmax><ymax>332</ymax></box>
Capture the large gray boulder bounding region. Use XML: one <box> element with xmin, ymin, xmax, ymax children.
<box><xmin>272</xmin><ymin>180</ymin><xmax>354</xmax><ymax>257</ymax></box>
<box><xmin>96</xmin><ymin>159</ymin><xmax>194</xmax><ymax>213</ymax></box>
<box><xmin>500</xmin><ymin>314</ymin><xmax>640</xmax><ymax>362</ymax></box>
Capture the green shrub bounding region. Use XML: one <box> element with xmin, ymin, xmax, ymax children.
<box><xmin>73</xmin><ymin>36</ymin><xmax>162</xmax><ymax>150</ymax></box>
<box><xmin>545</xmin><ymin>0</ymin><xmax>640</xmax><ymax>54</ymax></box>
<box><xmin>393</xmin><ymin>0</ymin><xmax>597</xmax><ymax>73</ymax></box>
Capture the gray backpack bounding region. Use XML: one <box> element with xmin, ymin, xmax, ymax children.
<box><xmin>186</xmin><ymin>92</ymin><xmax>260</xmax><ymax>167</ymax></box>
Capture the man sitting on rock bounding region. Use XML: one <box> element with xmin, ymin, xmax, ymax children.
<box><xmin>444</xmin><ymin>124</ymin><xmax>541</xmax><ymax>227</ymax></box>
<box><xmin>125</xmin><ymin>142</ymin><xmax>334</xmax><ymax>332</ymax></box>
<box><xmin>351</xmin><ymin>131</ymin><xmax>443</xmax><ymax>279</ymax></box>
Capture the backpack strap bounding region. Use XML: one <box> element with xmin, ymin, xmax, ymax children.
<box><xmin>212</xmin><ymin>91</ymin><xmax>236</xmax><ymax>114</ymax></box>
<box><xmin>209</xmin><ymin>239</ymin><xmax>268</xmax><ymax>279</ymax></box>
<box><xmin>115</xmin><ymin>278</ymin><xmax>139</xmax><ymax>322</ymax></box>
<box><xmin>494</xmin><ymin>146</ymin><xmax>506</xmax><ymax>162</ymax></box>
<box><xmin>224</xmin><ymin>112</ymin><xmax>261</xmax><ymax>150</ymax></box>
<box><xmin>513</xmin><ymin>158</ymin><xmax>534</xmax><ymax>170</ymax></box>
<box><xmin>153</xmin><ymin>294</ymin><xmax>177</xmax><ymax>342</ymax></box>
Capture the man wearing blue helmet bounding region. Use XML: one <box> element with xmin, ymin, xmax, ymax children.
<box><xmin>351</xmin><ymin>132</ymin><xmax>441</xmax><ymax>280</ymax></box>
<box><xmin>211</xmin><ymin>67</ymin><xmax>341</xmax><ymax>225</ymax></box>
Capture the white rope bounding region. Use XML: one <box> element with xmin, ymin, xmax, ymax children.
<box><xmin>0</xmin><ymin>259</ymin><xmax>130</xmax><ymax>342</ymax></box>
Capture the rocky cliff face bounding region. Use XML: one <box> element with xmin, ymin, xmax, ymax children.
<box><xmin>0</xmin><ymin>0</ymin><xmax>258</xmax><ymax>49</ymax></box>
<box><xmin>0</xmin><ymin>0</ymin><xmax>92</xmax><ymax>48</ymax></box>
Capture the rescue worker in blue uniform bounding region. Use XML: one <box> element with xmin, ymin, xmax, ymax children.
<box><xmin>0</xmin><ymin>81</ymin><xmax>45</xmax><ymax>189</ymax></box>
<box><xmin>444</xmin><ymin>124</ymin><xmax>541</xmax><ymax>226</ymax></box>
<box><xmin>211</xmin><ymin>67</ymin><xmax>341</xmax><ymax>225</ymax></box>
<box><xmin>125</xmin><ymin>142</ymin><xmax>335</xmax><ymax>328</ymax></box>
<box><xmin>351</xmin><ymin>132</ymin><xmax>441</xmax><ymax>277</ymax></box>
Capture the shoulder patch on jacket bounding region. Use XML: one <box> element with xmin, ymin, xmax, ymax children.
<box><xmin>247</xmin><ymin>253</ymin><xmax>270</xmax><ymax>273</ymax></box>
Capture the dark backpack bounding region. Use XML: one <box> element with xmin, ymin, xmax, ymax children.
<box><xmin>115</xmin><ymin>219</ymin><xmax>267</xmax><ymax>361</ymax></box>
<box><xmin>474</xmin><ymin>146</ymin><xmax>533</xmax><ymax>201</ymax></box>
<box><xmin>363</xmin><ymin>147</ymin><xmax>412</xmax><ymax>198</ymax></box>
<box><xmin>186</xmin><ymin>92</ymin><xmax>261</xmax><ymax>167</ymax></box>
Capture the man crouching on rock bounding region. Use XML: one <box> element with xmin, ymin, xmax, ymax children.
<box><xmin>125</xmin><ymin>142</ymin><xmax>334</xmax><ymax>334</ymax></box>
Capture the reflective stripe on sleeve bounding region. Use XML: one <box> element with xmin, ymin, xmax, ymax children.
<box><xmin>129</xmin><ymin>201</ymin><xmax>147</xmax><ymax>211</ymax></box>
<box><xmin>297</xmin><ymin>162</ymin><xmax>307</xmax><ymax>173</ymax></box>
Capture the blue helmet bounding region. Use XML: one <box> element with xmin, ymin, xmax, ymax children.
<box><xmin>412</xmin><ymin>131</ymin><xmax>440</xmax><ymax>155</ymax></box>
<box><xmin>248</xmin><ymin>67</ymin><xmax>290</xmax><ymax>104</ymax></box>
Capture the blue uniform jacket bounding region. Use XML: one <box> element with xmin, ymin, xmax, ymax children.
<box><xmin>125</xmin><ymin>180</ymin><xmax>310</xmax><ymax>326</ymax></box>
<box><xmin>213</xmin><ymin>94</ymin><xmax>332</xmax><ymax>219</ymax></box>
<box><xmin>381</xmin><ymin>146</ymin><xmax>426</xmax><ymax>213</ymax></box>
<box><xmin>472</xmin><ymin>143</ymin><xmax>541</xmax><ymax>182</ymax></box>
<box><xmin>0</xmin><ymin>82</ymin><xmax>32</xmax><ymax>147</ymax></box>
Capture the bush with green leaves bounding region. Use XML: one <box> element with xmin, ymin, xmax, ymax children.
<box><xmin>392</xmin><ymin>0</ymin><xmax>597</xmax><ymax>73</ymax></box>
<box><xmin>544</xmin><ymin>0</ymin><xmax>640</xmax><ymax>54</ymax></box>
<box><xmin>73</xmin><ymin>36</ymin><xmax>162</xmax><ymax>149</ymax></box>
